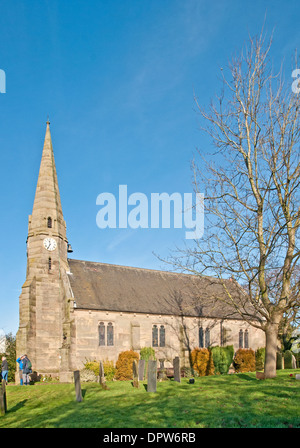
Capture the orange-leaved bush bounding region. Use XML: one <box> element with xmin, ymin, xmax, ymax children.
<box><xmin>233</xmin><ymin>348</ymin><xmax>256</xmax><ymax>373</ymax></box>
<box><xmin>190</xmin><ymin>348</ymin><xmax>215</xmax><ymax>376</ymax></box>
<box><xmin>115</xmin><ymin>350</ymin><xmax>139</xmax><ymax>380</ymax></box>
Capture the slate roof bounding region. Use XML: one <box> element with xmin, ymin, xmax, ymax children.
<box><xmin>67</xmin><ymin>259</ymin><xmax>254</xmax><ymax>321</ymax></box>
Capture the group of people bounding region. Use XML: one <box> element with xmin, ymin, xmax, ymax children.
<box><xmin>1</xmin><ymin>354</ymin><xmax>32</xmax><ymax>385</ymax></box>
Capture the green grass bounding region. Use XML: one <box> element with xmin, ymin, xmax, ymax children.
<box><xmin>1</xmin><ymin>370</ymin><xmax>299</xmax><ymax>428</ymax></box>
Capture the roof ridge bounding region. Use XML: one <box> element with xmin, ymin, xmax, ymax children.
<box><xmin>68</xmin><ymin>258</ymin><xmax>210</xmax><ymax>279</ymax></box>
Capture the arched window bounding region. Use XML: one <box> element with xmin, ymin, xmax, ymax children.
<box><xmin>199</xmin><ymin>327</ymin><xmax>204</xmax><ymax>348</ymax></box>
<box><xmin>48</xmin><ymin>257</ymin><xmax>52</xmax><ymax>270</ymax></box>
<box><xmin>244</xmin><ymin>330</ymin><xmax>249</xmax><ymax>349</ymax></box>
<box><xmin>107</xmin><ymin>322</ymin><xmax>114</xmax><ymax>346</ymax></box>
<box><xmin>159</xmin><ymin>325</ymin><xmax>165</xmax><ymax>347</ymax></box>
<box><xmin>99</xmin><ymin>322</ymin><xmax>105</xmax><ymax>346</ymax></box>
<box><xmin>205</xmin><ymin>328</ymin><xmax>210</xmax><ymax>348</ymax></box>
<box><xmin>239</xmin><ymin>329</ymin><xmax>243</xmax><ymax>348</ymax></box>
<box><xmin>152</xmin><ymin>325</ymin><xmax>158</xmax><ymax>347</ymax></box>
<box><xmin>47</xmin><ymin>217</ymin><xmax>52</xmax><ymax>228</ymax></box>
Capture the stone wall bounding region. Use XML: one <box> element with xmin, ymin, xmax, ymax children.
<box><xmin>70</xmin><ymin>308</ymin><xmax>265</xmax><ymax>370</ymax></box>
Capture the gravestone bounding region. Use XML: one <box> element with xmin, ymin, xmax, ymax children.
<box><xmin>158</xmin><ymin>358</ymin><xmax>167</xmax><ymax>381</ymax></box>
<box><xmin>147</xmin><ymin>360</ymin><xmax>157</xmax><ymax>393</ymax></box>
<box><xmin>0</xmin><ymin>380</ymin><xmax>7</xmax><ymax>416</ymax></box>
<box><xmin>173</xmin><ymin>356</ymin><xmax>181</xmax><ymax>383</ymax></box>
<box><xmin>133</xmin><ymin>360</ymin><xmax>139</xmax><ymax>388</ymax></box>
<box><xmin>74</xmin><ymin>370</ymin><xmax>83</xmax><ymax>402</ymax></box>
<box><xmin>99</xmin><ymin>360</ymin><xmax>109</xmax><ymax>389</ymax></box>
<box><xmin>138</xmin><ymin>359</ymin><xmax>145</xmax><ymax>381</ymax></box>
<box><xmin>295</xmin><ymin>374</ymin><xmax>300</xmax><ymax>380</ymax></box>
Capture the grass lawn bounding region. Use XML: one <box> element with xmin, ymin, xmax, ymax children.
<box><xmin>0</xmin><ymin>369</ymin><xmax>299</xmax><ymax>428</ymax></box>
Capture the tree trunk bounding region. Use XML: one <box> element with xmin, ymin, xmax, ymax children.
<box><xmin>264</xmin><ymin>323</ymin><xmax>279</xmax><ymax>378</ymax></box>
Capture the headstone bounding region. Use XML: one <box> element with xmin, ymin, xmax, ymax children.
<box><xmin>0</xmin><ymin>380</ymin><xmax>7</xmax><ymax>416</ymax></box>
<box><xmin>147</xmin><ymin>360</ymin><xmax>157</xmax><ymax>393</ymax></box>
<box><xmin>295</xmin><ymin>374</ymin><xmax>300</xmax><ymax>380</ymax></box>
<box><xmin>173</xmin><ymin>356</ymin><xmax>181</xmax><ymax>383</ymax></box>
<box><xmin>99</xmin><ymin>361</ymin><xmax>108</xmax><ymax>389</ymax></box>
<box><xmin>74</xmin><ymin>370</ymin><xmax>83</xmax><ymax>402</ymax></box>
<box><xmin>133</xmin><ymin>360</ymin><xmax>139</xmax><ymax>388</ymax></box>
<box><xmin>158</xmin><ymin>358</ymin><xmax>167</xmax><ymax>381</ymax></box>
<box><xmin>292</xmin><ymin>355</ymin><xmax>297</xmax><ymax>369</ymax></box>
<box><xmin>138</xmin><ymin>359</ymin><xmax>145</xmax><ymax>381</ymax></box>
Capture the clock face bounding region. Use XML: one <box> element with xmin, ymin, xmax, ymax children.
<box><xmin>43</xmin><ymin>237</ymin><xmax>57</xmax><ymax>251</ymax></box>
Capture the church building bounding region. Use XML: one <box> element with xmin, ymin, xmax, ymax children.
<box><xmin>16</xmin><ymin>122</ymin><xmax>265</xmax><ymax>381</ymax></box>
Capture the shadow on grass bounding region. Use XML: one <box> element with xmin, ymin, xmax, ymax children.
<box><xmin>2</xmin><ymin>371</ymin><xmax>300</xmax><ymax>428</ymax></box>
<box><xmin>7</xmin><ymin>399</ymin><xmax>28</xmax><ymax>413</ymax></box>
<box><xmin>238</xmin><ymin>374</ymin><xmax>258</xmax><ymax>382</ymax></box>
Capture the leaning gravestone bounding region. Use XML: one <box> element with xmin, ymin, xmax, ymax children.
<box><xmin>133</xmin><ymin>360</ymin><xmax>139</xmax><ymax>388</ymax></box>
<box><xmin>0</xmin><ymin>380</ymin><xmax>7</xmax><ymax>416</ymax></box>
<box><xmin>173</xmin><ymin>356</ymin><xmax>181</xmax><ymax>383</ymax></box>
<box><xmin>74</xmin><ymin>370</ymin><xmax>83</xmax><ymax>402</ymax></box>
<box><xmin>138</xmin><ymin>359</ymin><xmax>145</xmax><ymax>381</ymax></box>
<box><xmin>147</xmin><ymin>360</ymin><xmax>157</xmax><ymax>393</ymax></box>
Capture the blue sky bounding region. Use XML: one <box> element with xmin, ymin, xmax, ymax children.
<box><xmin>0</xmin><ymin>0</ymin><xmax>299</xmax><ymax>334</ymax></box>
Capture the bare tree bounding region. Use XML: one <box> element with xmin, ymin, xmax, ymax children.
<box><xmin>166</xmin><ymin>31</ymin><xmax>300</xmax><ymax>378</ymax></box>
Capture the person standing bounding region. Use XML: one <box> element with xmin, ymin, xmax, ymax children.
<box><xmin>1</xmin><ymin>356</ymin><xmax>8</xmax><ymax>383</ymax></box>
<box><xmin>21</xmin><ymin>354</ymin><xmax>32</xmax><ymax>386</ymax></box>
<box><xmin>16</xmin><ymin>356</ymin><xmax>24</xmax><ymax>385</ymax></box>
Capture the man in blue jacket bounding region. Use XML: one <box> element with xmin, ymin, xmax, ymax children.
<box><xmin>16</xmin><ymin>356</ymin><xmax>24</xmax><ymax>385</ymax></box>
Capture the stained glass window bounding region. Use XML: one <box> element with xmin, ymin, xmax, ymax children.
<box><xmin>205</xmin><ymin>328</ymin><xmax>210</xmax><ymax>347</ymax></box>
<box><xmin>99</xmin><ymin>322</ymin><xmax>105</xmax><ymax>346</ymax></box>
<box><xmin>159</xmin><ymin>325</ymin><xmax>165</xmax><ymax>347</ymax></box>
<box><xmin>152</xmin><ymin>325</ymin><xmax>158</xmax><ymax>347</ymax></box>
<box><xmin>244</xmin><ymin>330</ymin><xmax>249</xmax><ymax>348</ymax></box>
<box><xmin>239</xmin><ymin>329</ymin><xmax>243</xmax><ymax>348</ymax></box>
<box><xmin>199</xmin><ymin>327</ymin><xmax>204</xmax><ymax>348</ymax></box>
<box><xmin>107</xmin><ymin>322</ymin><xmax>114</xmax><ymax>346</ymax></box>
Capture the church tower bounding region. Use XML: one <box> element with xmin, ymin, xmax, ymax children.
<box><xmin>16</xmin><ymin>121</ymin><xmax>73</xmax><ymax>380</ymax></box>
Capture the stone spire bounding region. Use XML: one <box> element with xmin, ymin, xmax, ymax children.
<box><xmin>29</xmin><ymin>120</ymin><xmax>66</xmax><ymax>238</ymax></box>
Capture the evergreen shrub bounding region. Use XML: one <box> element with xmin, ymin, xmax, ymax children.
<box><xmin>233</xmin><ymin>349</ymin><xmax>256</xmax><ymax>373</ymax></box>
<box><xmin>255</xmin><ymin>347</ymin><xmax>265</xmax><ymax>371</ymax></box>
<box><xmin>284</xmin><ymin>350</ymin><xmax>293</xmax><ymax>369</ymax></box>
<box><xmin>115</xmin><ymin>350</ymin><xmax>139</xmax><ymax>380</ymax></box>
<box><xmin>190</xmin><ymin>348</ymin><xmax>214</xmax><ymax>376</ymax></box>
<box><xmin>276</xmin><ymin>352</ymin><xmax>283</xmax><ymax>370</ymax></box>
<box><xmin>211</xmin><ymin>345</ymin><xmax>234</xmax><ymax>374</ymax></box>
